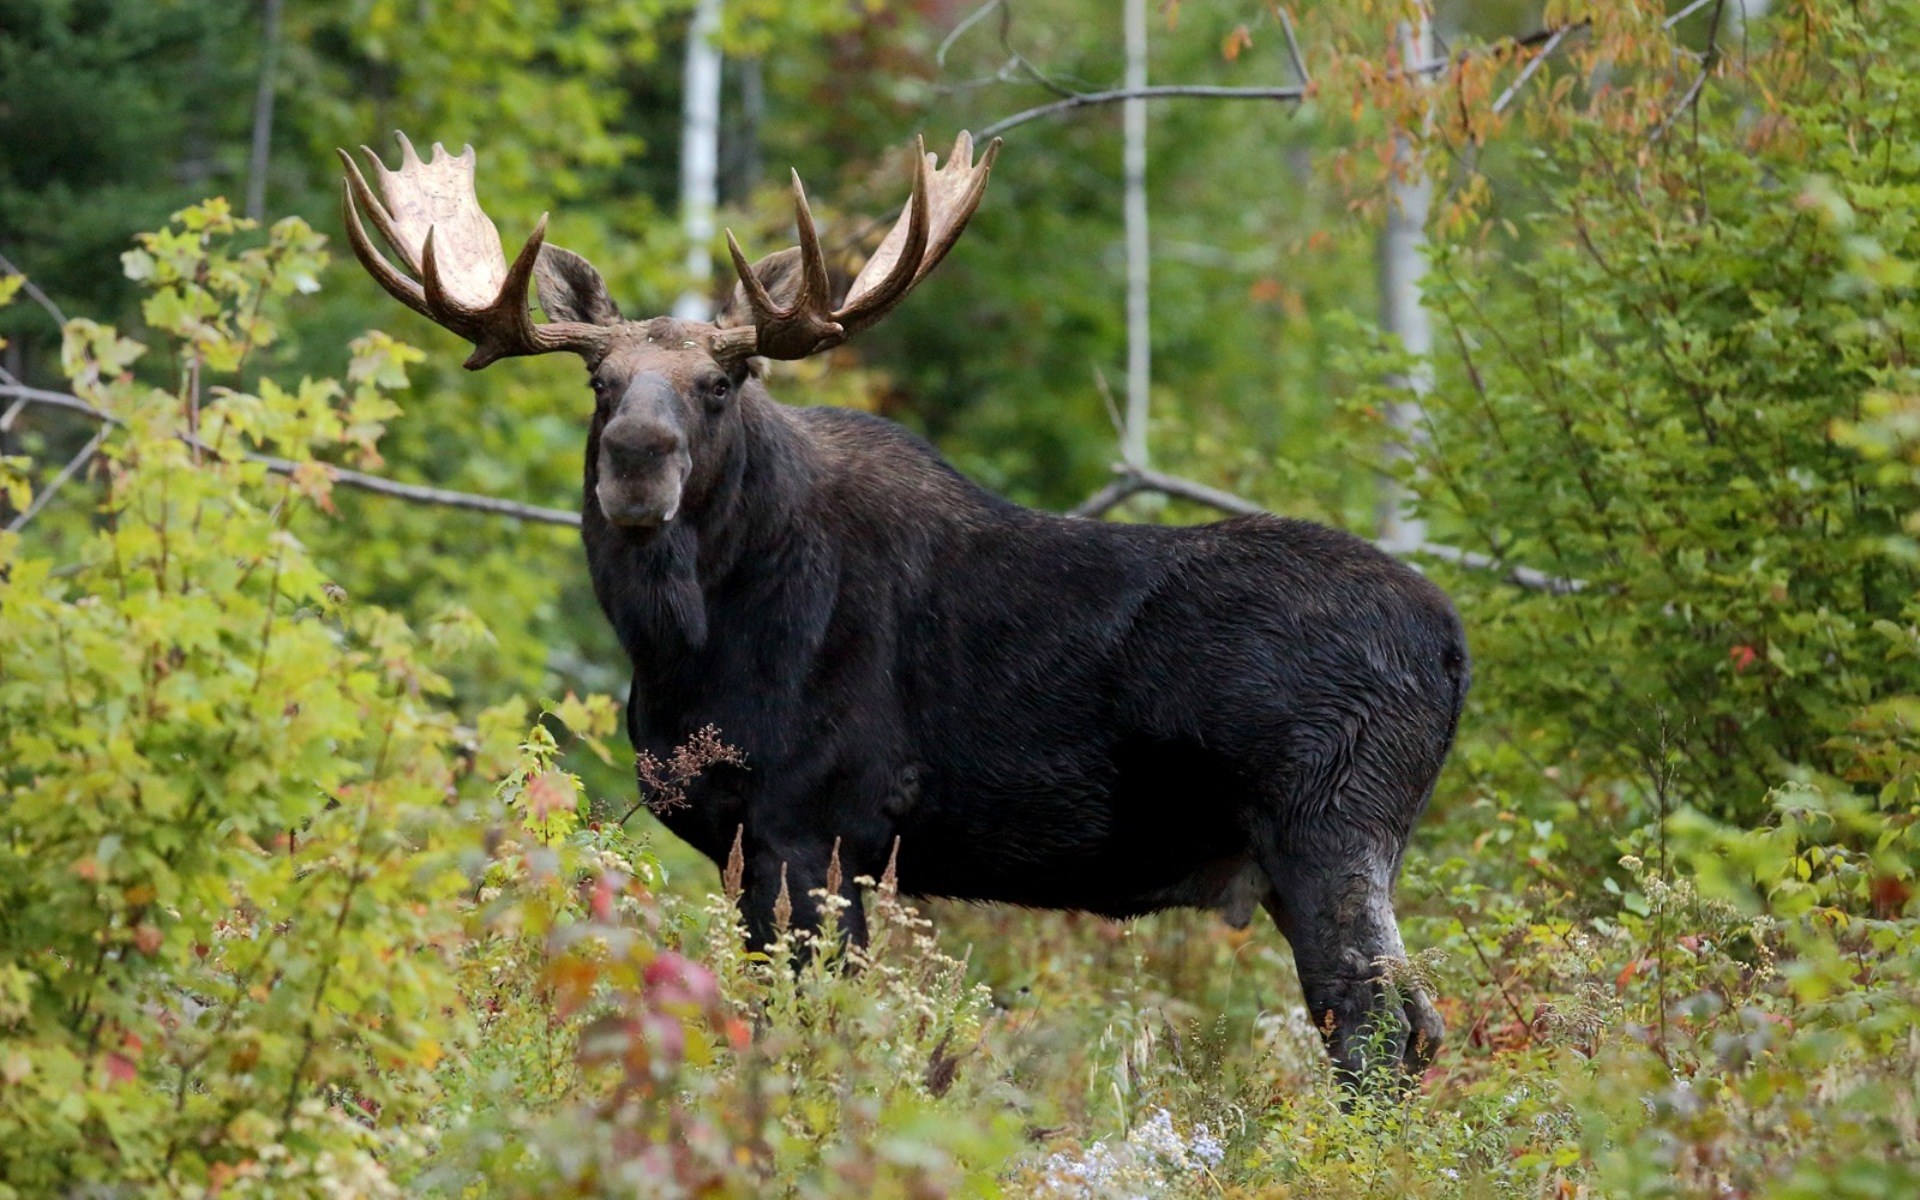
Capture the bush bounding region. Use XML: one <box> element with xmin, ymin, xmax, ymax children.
<box><xmin>1404</xmin><ymin>0</ymin><xmax>1920</xmax><ymax>829</ymax></box>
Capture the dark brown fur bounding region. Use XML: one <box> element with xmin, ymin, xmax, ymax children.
<box><xmin>535</xmin><ymin>256</ymin><xmax>1470</xmax><ymax>1081</ymax></box>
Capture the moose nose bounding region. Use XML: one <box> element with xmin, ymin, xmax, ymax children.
<box><xmin>602</xmin><ymin>424</ymin><xmax>685</xmax><ymax>474</ymax></box>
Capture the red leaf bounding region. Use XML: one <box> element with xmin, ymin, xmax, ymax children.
<box><xmin>104</xmin><ymin>1052</ymin><xmax>137</xmax><ymax>1085</ymax></box>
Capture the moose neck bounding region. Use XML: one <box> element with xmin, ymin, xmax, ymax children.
<box><xmin>581</xmin><ymin>386</ymin><xmax>817</xmax><ymax>672</ymax></box>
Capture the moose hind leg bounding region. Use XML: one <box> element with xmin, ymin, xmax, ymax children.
<box><xmin>1258</xmin><ymin>837</ymin><xmax>1443</xmax><ymax>1085</ymax></box>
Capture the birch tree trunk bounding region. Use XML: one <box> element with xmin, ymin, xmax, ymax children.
<box><xmin>1375</xmin><ymin>8</ymin><xmax>1434</xmax><ymax>552</ymax></box>
<box><xmin>245</xmin><ymin>0</ymin><xmax>283</xmax><ymax>223</ymax></box>
<box><xmin>1121</xmin><ymin>0</ymin><xmax>1151</xmax><ymax>468</ymax></box>
<box><xmin>674</xmin><ymin>0</ymin><xmax>725</xmax><ymax>322</ymax></box>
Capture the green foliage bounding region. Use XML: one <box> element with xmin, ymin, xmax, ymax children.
<box><xmin>0</xmin><ymin>201</ymin><xmax>486</xmax><ymax>1194</ymax></box>
<box><xmin>1400</xmin><ymin>0</ymin><xmax>1920</xmax><ymax>827</ymax></box>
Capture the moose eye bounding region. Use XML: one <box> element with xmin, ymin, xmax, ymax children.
<box><xmin>590</xmin><ymin>378</ymin><xmax>611</xmax><ymax>406</ymax></box>
<box><xmin>703</xmin><ymin>375</ymin><xmax>731</xmax><ymax>411</ymax></box>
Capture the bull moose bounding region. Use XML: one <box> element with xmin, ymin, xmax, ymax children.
<box><xmin>338</xmin><ymin>131</ymin><xmax>1469</xmax><ymax>1080</ymax></box>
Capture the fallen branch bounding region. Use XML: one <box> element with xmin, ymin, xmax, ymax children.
<box><xmin>0</xmin><ymin>383</ymin><xmax>581</xmax><ymax>528</ymax></box>
<box><xmin>1071</xmin><ymin>462</ymin><xmax>1583</xmax><ymax>594</ymax></box>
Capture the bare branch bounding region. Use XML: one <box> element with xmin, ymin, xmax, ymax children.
<box><xmin>0</xmin><ymin>383</ymin><xmax>97</xmax><ymax>419</ymax></box>
<box><xmin>244</xmin><ymin>450</ymin><xmax>581</xmax><ymax>526</ymax></box>
<box><xmin>0</xmin><ymin>251</ymin><xmax>70</xmax><ymax>328</ymax></box>
<box><xmin>936</xmin><ymin>0</ymin><xmax>1002</xmax><ymax>68</ymax></box>
<box><xmin>1278</xmin><ymin>8</ymin><xmax>1311</xmax><ymax>85</ymax></box>
<box><xmin>1068</xmin><ymin>475</ymin><xmax>1144</xmax><ymax>518</ymax></box>
<box><xmin>0</xmin><ymin>383</ymin><xmax>581</xmax><ymax>528</ymax></box>
<box><xmin>1663</xmin><ymin>0</ymin><xmax>1717</xmax><ymax>29</ymax></box>
<box><xmin>1119</xmin><ymin>463</ymin><xmax>1265</xmax><ymax>517</ymax></box>
<box><xmin>7</xmin><ymin>426</ymin><xmax>109</xmax><ymax>533</ymax></box>
<box><xmin>1492</xmin><ymin>24</ymin><xmax>1574</xmax><ymax>116</ymax></box>
<box><xmin>1070</xmin><ymin>462</ymin><xmax>1583</xmax><ymax>593</ymax></box>
<box><xmin>1651</xmin><ymin>0</ymin><xmax>1727</xmax><ymax>146</ymax></box>
<box><xmin>978</xmin><ymin>20</ymin><xmax>1595</xmax><ymax>141</ymax></box>
<box><xmin>980</xmin><ymin>84</ymin><xmax>1307</xmax><ymax>139</ymax></box>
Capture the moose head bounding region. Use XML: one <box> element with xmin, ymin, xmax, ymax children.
<box><xmin>337</xmin><ymin>132</ymin><xmax>998</xmax><ymax>534</ymax></box>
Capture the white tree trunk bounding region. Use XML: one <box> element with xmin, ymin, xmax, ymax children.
<box><xmin>244</xmin><ymin>0</ymin><xmax>283</xmax><ymax>223</ymax></box>
<box><xmin>1376</xmin><ymin>9</ymin><xmax>1434</xmax><ymax>552</ymax></box>
<box><xmin>674</xmin><ymin>0</ymin><xmax>725</xmax><ymax>322</ymax></box>
<box><xmin>1121</xmin><ymin>0</ymin><xmax>1151</xmax><ymax>467</ymax></box>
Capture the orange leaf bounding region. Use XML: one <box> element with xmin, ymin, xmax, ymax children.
<box><xmin>523</xmin><ymin>770</ymin><xmax>575</xmax><ymax>823</ymax></box>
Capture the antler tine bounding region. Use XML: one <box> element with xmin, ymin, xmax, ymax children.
<box><xmin>789</xmin><ymin>171</ymin><xmax>837</xmax><ymax>323</ymax></box>
<box><xmin>336</xmin><ymin>132</ymin><xmax>610</xmax><ymax>369</ymax></box>
<box><xmin>724</xmin><ymin>229</ymin><xmax>780</xmax><ymax>324</ymax></box>
<box><xmin>340</xmin><ymin>173</ymin><xmax>433</xmax><ymax>323</ymax></box>
<box><xmin>717</xmin><ymin>132</ymin><xmax>999</xmax><ymax>364</ymax></box>
<box><xmin>833</xmin><ymin>136</ymin><xmax>933</xmax><ymax>331</ymax></box>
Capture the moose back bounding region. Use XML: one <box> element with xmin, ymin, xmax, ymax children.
<box><xmin>338</xmin><ymin>132</ymin><xmax>1469</xmax><ymax>1079</ymax></box>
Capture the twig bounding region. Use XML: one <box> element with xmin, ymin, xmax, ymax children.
<box><xmin>1110</xmin><ymin>462</ymin><xmax>1265</xmax><ymax>517</ymax></box>
<box><xmin>1068</xmin><ymin>475</ymin><xmax>1144</xmax><ymax>518</ymax></box>
<box><xmin>0</xmin><ymin>383</ymin><xmax>581</xmax><ymax>528</ymax></box>
<box><xmin>1662</xmin><ymin>0</ymin><xmax>1717</xmax><ymax>29</ymax></box>
<box><xmin>978</xmin><ymin>22</ymin><xmax>1592</xmax><ymax>140</ymax></box>
<box><xmin>980</xmin><ymin>84</ymin><xmax>1306</xmax><ymax>139</ymax></box>
<box><xmin>936</xmin><ymin>0</ymin><xmax>1002</xmax><ymax>68</ymax></box>
<box><xmin>1</xmin><ymin>383</ymin><xmax>99</xmax><ymax>419</ymax></box>
<box><xmin>1070</xmin><ymin>462</ymin><xmax>1584</xmax><ymax>593</ymax></box>
<box><xmin>7</xmin><ymin>426</ymin><xmax>109</xmax><ymax>532</ymax></box>
<box><xmin>0</xmin><ymin>251</ymin><xmax>70</xmax><ymax>328</ymax></box>
<box><xmin>1457</xmin><ymin>909</ymin><xmax>1534</xmax><ymax>1039</ymax></box>
<box><xmin>1277</xmin><ymin>8</ymin><xmax>1311</xmax><ymax>85</ymax></box>
<box><xmin>1491</xmin><ymin>24</ymin><xmax>1574</xmax><ymax>116</ymax></box>
<box><xmin>1648</xmin><ymin>67</ymin><xmax>1710</xmax><ymax>146</ymax></box>
<box><xmin>1650</xmin><ymin>0</ymin><xmax>1726</xmax><ymax>145</ymax></box>
<box><xmin>244</xmin><ymin>450</ymin><xmax>581</xmax><ymax>526</ymax></box>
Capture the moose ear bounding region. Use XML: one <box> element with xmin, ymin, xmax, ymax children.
<box><xmin>534</xmin><ymin>244</ymin><xmax>623</xmax><ymax>326</ymax></box>
<box><xmin>713</xmin><ymin>246</ymin><xmax>806</xmax><ymax>329</ymax></box>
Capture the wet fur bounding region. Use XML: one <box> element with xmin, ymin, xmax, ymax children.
<box><xmin>577</xmin><ymin>323</ymin><xmax>1470</xmax><ymax>1077</ymax></box>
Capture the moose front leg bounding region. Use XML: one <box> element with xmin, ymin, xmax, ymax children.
<box><xmin>735</xmin><ymin>828</ymin><xmax>869</xmax><ymax>954</ymax></box>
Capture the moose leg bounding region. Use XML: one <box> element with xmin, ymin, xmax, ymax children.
<box><xmin>737</xmin><ymin>835</ymin><xmax>868</xmax><ymax>953</ymax></box>
<box><xmin>1258</xmin><ymin>838</ymin><xmax>1442</xmax><ymax>1084</ymax></box>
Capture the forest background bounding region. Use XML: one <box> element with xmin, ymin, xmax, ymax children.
<box><xmin>2</xmin><ymin>0</ymin><xmax>1918</xmax><ymax>1196</ymax></box>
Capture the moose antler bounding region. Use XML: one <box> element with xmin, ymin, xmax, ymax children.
<box><xmin>339</xmin><ymin>133</ymin><xmax>610</xmax><ymax>370</ymax></box>
<box><xmin>714</xmin><ymin>131</ymin><xmax>1001</xmax><ymax>362</ymax></box>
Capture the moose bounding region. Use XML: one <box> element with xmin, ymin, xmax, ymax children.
<box><xmin>338</xmin><ymin>131</ymin><xmax>1469</xmax><ymax>1080</ymax></box>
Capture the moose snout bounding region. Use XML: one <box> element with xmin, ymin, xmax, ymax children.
<box><xmin>603</xmin><ymin>424</ymin><xmax>684</xmax><ymax>474</ymax></box>
<box><xmin>598</xmin><ymin>419</ymin><xmax>690</xmax><ymax>529</ymax></box>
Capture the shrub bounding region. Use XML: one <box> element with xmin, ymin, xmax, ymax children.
<box><xmin>1402</xmin><ymin>0</ymin><xmax>1920</xmax><ymax>830</ymax></box>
